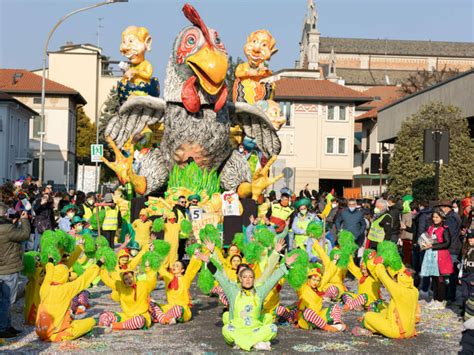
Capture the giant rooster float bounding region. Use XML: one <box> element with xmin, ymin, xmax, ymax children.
<box><xmin>103</xmin><ymin>4</ymin><xmax>281</xmax><ymax>197</ymax></box>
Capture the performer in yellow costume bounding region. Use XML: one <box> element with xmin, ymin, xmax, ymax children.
<box><xmin>312</xmin><ymin>241</ymin><xmax>347</xmax><ymax>300</ymax></box>
<box><xmin>35</xmin><ymin>261</ymin><xmax>102</xmax><ymax>342</ymax></box>
<box><xmin>149</xmin><ymin>255</ymin><xmax>202</xmax><ymax>324</ymax></box>
<box><xmin>98</xmin><ymin>268</ymin><xmax>157</xmax><ymax>331</ymax></box>
<box><xmin>23</xmin><ymin>252</ymin><xmax>44</xmax><ymax>325</ymax></box>
<box><xmin>276</xmin><ymin>267</ymin><xmax>346</xmax><ymax>332</ymax></box>
<box><xmin>131</xmin><ymin>209</ymin><xmax>153</xmax><ymax>248</ymax></box>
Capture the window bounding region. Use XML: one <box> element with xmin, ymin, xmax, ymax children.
<box><xmin>326</xmin><ymin>137</ymin><xmax>334</xmax><ymax>154</ymax></box>
<box><xmin>326</xmin><ymin>136</ymin><xmax>348</xmax><ymax>155</ymax></box>
<box><xmin>339</xmin><ymin>106</ymin><xmax>346</xmax><ymax>121</ymax></box>
<box><xmin>33</xmin><ymin>97</ymin><xmax>42</xmax><ymax>104</ymax></box>
<box><xmin>279</xmin><ymin>132</ymin><xmax>295</xmax><ymax>155</ymax></box>
<box><xmin>338</xmin><ymin>138</ymin><xmax>347</xmax><ymax>154</ymax></box>
<box><xmin>328</xmin><ymin>105</ymin><xmax>335</xmax><ymax>120</ymax></box>
<box><xmin>279</xmin><ymin>101</ymin><xmax>292</xmax><ymax>126</ymax></box>
<box><xmin>32</xmin><ymin>115</ymin><xmax>45</xmax><ymax>139</ymax></box>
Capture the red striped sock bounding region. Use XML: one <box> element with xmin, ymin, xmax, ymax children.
<box><xmin>113</xmin><ymin>315</ymin><xmax>145</xmax><ymax>330</ymax></box>
<box><xmin>99</xmin><ymin>312</ymin><xmax>117</xmax><ymax>326</ymax></box>
<box><xmin>149</xmin><ymin>303</ymin><xmax>166</xmax><ymax>324</ymax></box>
<box><xmin>346</xmin><ymin>294</ymin><xmax>367</xmax><ymax>310</ymax></box>
<box><xmin>324</xmin><ymin>285</ymin><xmax>339</xmax><ymax>300</ymax></box>
<box><xmin>330</xmin><ymin>304</ymin><xmax>342</xmax><ymax>323</ymax></box>
<box><xmin>165</xmin><ymin>305</ymin><xmax>183</xmax><ymax>321</ymax></box>
<box><xmin>303</xmin><ymin>308</ymin><xmax>327</xmax><ymax>329</ymax></box>
<box><xmin>342</xmin><ymin>293</ymin><xmax>352</xmax><ymax>304</ymax></box>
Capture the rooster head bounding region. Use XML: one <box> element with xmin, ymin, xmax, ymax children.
<box><xmin>164</xmin><ymin>4</ymin><xmax>228</xmax><ymax>113</ymax></box>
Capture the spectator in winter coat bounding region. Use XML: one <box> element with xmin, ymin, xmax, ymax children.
<box><xmin>366</xmin><ymin>199</ymin><xmax>393</xmax><ymax>250</ymax></box>
<box><xmin>437</xmin><ymin>199</ymin><xmax>461</xmax><ymax>303</ymax></box>
<box><xmin>0</xmin><ymin>203</ymin><xmax>30</xmax><ymax>338</ymax></box>
<box><xmin>335</xmin><ymin>199</ymin><xmax>366</xmax><ymax>246</ymax></box>
<box><xmin>32</xmin><ymin>193</ymin><xmax>56</xmax><ymax>250</ymax></box>
<box><xmin>387</xmin><ymin>196</ymin><xmax>401</xmax><ymax>243</ymax></box>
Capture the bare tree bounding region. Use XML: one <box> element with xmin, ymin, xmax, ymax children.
<box><xmin>400</xmin><ymin>65</ymin><xmax>460</xmax><ymax>95</ymax></box>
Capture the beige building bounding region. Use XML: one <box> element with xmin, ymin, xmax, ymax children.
<box><xmin>33</xmin><ymin>43</ymin><xmax>120</xmax><ymax>123</ymax></box>
<box><xmin>0</xmin><ymin>69</ymin><xmax>86</xmax><ymax>187</ymax></box>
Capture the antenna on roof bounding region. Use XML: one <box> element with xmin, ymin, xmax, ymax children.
<box><xmin>12</xmin><ymin>72</ymin><xmax>23</xmax><ymax>85</ymax></box>
<box><xmin>96</xmin><ymin>17</ymin><xmax>104</xmax><ymax>48</ymax></box>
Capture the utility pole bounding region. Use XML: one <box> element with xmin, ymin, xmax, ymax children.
<box><xmin>433</xmin><ymin>130</ymin><xmax>442</xmax><ymax>201</ymax></box>
<box><xmin>96</xmin><ymin>17</ymin><xmax>104</xmax><ymax>48</ymax></box>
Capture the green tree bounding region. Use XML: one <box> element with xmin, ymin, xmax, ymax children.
<box><xmin>76</xmin><ymin>106</ymin><xmax>96</xmax><ymax>164</ymax></box>
<box><xmin>388</xmin><ymin>101</ymin><xmax>474</xmax><ymax>200</ymax></box>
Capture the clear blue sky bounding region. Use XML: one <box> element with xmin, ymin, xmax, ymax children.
<box><xmin>1</xmin><ymin>0</ymin><xmax>473</xmax><ymax>84</ymax></box>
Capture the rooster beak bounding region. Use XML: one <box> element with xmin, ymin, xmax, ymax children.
<box><xmin>186</xmin><ymin>44</ymin><xmax>228</xmax><ymax>95</ymax></box>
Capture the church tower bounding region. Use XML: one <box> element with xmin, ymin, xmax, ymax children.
<box><xmin>298</xmin><ymin>0</ymin><xmax>320</xmax><ymax>70</ymax></box>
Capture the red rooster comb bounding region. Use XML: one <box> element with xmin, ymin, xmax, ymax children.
<box><xmin>182</xmin><ymin>4</ymin><xmax>211</xmax><ymax>45</ymax></box>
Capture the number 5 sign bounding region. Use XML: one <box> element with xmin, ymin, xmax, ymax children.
<box><xmin>91</xmin><ymin>144</ymin><xmax>103</xmax><ymax>163</ymax></box>
<box><xmin>189</xmin><ymin>207</ymin><xmax>203</xmax><ymax>220</ymax></box>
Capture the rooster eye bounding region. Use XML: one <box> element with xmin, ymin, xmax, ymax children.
<box><xmin>187</xmin><ymin>37</ymin><xmax>195</xmax><ymax>45</ymax></box>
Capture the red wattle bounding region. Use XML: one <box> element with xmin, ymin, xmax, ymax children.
<box><xmin>214</xmin><ymin>85</ymin><xmax>228</xmax><ymax>112</ymax></box>
<box><xmin>182</xmin><ymin>76</ymin><xmax>201</xmax><ymax>113</ymax></box>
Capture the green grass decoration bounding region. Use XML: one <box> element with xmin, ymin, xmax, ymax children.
<box><xmin>168</xmin><ymin>162</ymin><xmax>221</xmax><ymax>196</ymax></box>
<box><xmin>152</xmin><ymin>218</ymin><xmax>165</xmax><ymax>233</ymax></box>
<box><xmin>232</xmin><ymin>233</ymin><xmax>245</xmax><ymax>251</ymax></box>
<box><xmin>186</xmin><ymin>242</ymin><xmax>202</xmax><ymax>258</ymax></box>
<box><xmin>95</xmin><ymin>247</ymin><xmax>117</xmax><ymax>271</ymax></box>
<box><xmin>307</xmin><ymin>221</ymin><xmax>323</xmax><ymax>238</ymax></box>
<box><xmin>197</xmin><ymin>265</ymin><xmax>215</xmax><ymax>295</ymax></box>
<box><xmin>142</xmin><ymin>251</ymin><xmax>162</xmax><ymax>271</ymax></box>
<box><xmin>254</xmin><ymin>227</ymin><xmax>275</xmax><ymax>248</ymax></box>
<box><xmin>376</xmin><ymin>241</ymin><xmax>403</xmax><ymax>271</ymax></box>
<box><xmin>242</xmin><ymin>241</ymin><xmax>264</xmax><ymax>264</ymax></box>
<box><xmin>181</xmin><ymin>219</ymin><xmax>193</xmax><ymax>236</ymax></box>
<box><xmin>152</xmin><ymin>240</ymin><xmax>171</xmax><ymax>259</ymax></box>
<box><xmin>23</xmin><ymin>251</ymin><xmax>40</xmax><ymax>276</ymax></box>
<box><xmin>287</xmin><ymin>265</ymin><xmax>307</xmax><ymax>290</ymax></box>
<box><xmin>338</xmin><ymin>230</ymin><xmax>358</xmax><ymax>255</ymax></box>
<box><xmin>72</xmin><ymin>261</ymin><xmax>86</xmax><ymax>276</ymax></box>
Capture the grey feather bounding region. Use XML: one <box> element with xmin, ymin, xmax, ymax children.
<box><xmin>220</xmin><ymin>150</ymin><xmax>252</xmax><ymax>191</ymax></box>
<box><xmin>104</xmin><ymin>96</ymin><xmax>166</xmax><ymax>149</ymax></box>
<box><xmin>227</xmin><ymin>102</ymin><xmax>282</xmax><ymax>157</ymax></box>
<box><xmin>136</xmin><ymin>148</ymin><xmax>169</xmax><ymax>195</ymax></box>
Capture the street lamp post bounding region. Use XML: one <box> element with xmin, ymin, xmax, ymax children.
<box><xmin>39</xmin><ymin>0</ymin><xmax>127</xmax><ymax>186</ymax></box>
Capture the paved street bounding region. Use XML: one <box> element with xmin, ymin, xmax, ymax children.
<box><xmin>0</xmin><ymin>278</ymin><xmax>463</xmax><ymax>353</ymax></box>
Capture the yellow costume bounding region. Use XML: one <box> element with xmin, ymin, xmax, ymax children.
<box><xmin>163</xmin><ymin>220</ymin><xmax>182</xmax><ymax>267</ymax></box>
<box><xmin>362</xmin><ymin>260</ymin><xmax>419</xmax><ymax>338</ymax></box>
<box><xmin>312</xmin><ymin>242</ymin><xmax>347</xmax><ymax>297</ymax></box>
<box><xmin>158</xmin><ymin>257</ymin><xmax>202</xmax><ymax>322</ymax></box>
<box><xmin>24</xmin><ymin>267</ymin><xmax>44</xmax><ymax>325</ymax></box>
<box><xmin>100</xmin><ymin>269</ymin><xmax>157</xmax><ymax>328</ymax></box>
<box><xmin>131</xmin><ymin>217</ymin><xmax>152</xmax><ymax>248</ymax></box>
<box><xmin>36</xmin><ymin>263</ymin><xmax>100</xmax><ymax>342</ymax></box>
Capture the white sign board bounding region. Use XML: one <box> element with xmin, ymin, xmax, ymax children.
<box><xmin>91</xmin><ymin>144</ymin><xmax>103</xmax><ymax>163</ymax></box>
<box><xmin>76</xmin><ymin>165</ymin><xmax>100</xmax><ymax>193</ymax></box>
<box><xmin>189</xmin><ymin>207</ymin><xmax>203</xmax><ymax>221</ymax></box>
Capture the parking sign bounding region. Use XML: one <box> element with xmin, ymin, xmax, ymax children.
<box><xmin>91</xmin><ymin>144</ymin><xmax>103</xmax><ymax>163</ymax></box>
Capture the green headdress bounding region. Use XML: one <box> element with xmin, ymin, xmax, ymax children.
<box><xmin>55</xmin><ymin>230</ymin><xmax>76</xmax><ymax>254</ymax></box>
<box><xmin>141</xmin><ymin>251</ymin><xmax>163</xmax><ymax>271</ymax></box>
<box><xmin>232</xmin><ymin>233</ymin><xmax>245</xmax><ymax>252</ymax></box>
<box><xmin>294</xmin><ymin>198</ymin><xmax>311</xmax><ymax>211</ymax></box>
<box><xmin>95</xmin><ymin>235</ymin><xmax>109</xmax><ymax>249</ymax></box>
<box><xmin>330</xmin><ymin>248</ymin><xmax>350</xmax><ymax>268</ymax></box>
<box><xmin>152</xmin><ymin>218</ymin><xmax>165</xmax><ymax>233</ymax></box>
<box><xmin>23</xmin><ymin>251</ymin><xmax>40</xmax><ymax>276</ymax></box>
<box><xmin>338</xmin><ymin>230</ymin><xmax>358</xmax><ymax>255</ymax></box>
<box><xmin>362</xmin><ymin>248</ymin><xmax>375</xmax><ymax>265</ymax></box>
<box><xmin>287</xmin><ymin>249</ymin><xmax>311</xmax><ymax>290</ymax></box>
<box><xmin>152</xmin><ymin>240</ymin><xmax>171</xmax><ymax>259</ymax></box>
<box><xmin>199</xmin><ymin>224</ymin><xmax>222</xmax><ymax>249</ymax></box>
<box><xmin>307</xmin><ymin>221</ymin><xmax>323</xmax><ymax>239</ymax></box>
<box><xmin>95</xmin><ymin>246</ymin><xmax>117</xmax><ymax>272</ymax></box>
<box><xmin>241</xmin><ymin>241</ymin><xmax>264</xmax><ymax>264</ymax></box>
<box><xmin>376</xmin><ymin>241</ymin><xmax>403</xmax><ymax>272</ymax></box>
<box><xmin>254</xmin><ymin>226</ymin><xmax>275</xmax><ymax>248</ymax></box>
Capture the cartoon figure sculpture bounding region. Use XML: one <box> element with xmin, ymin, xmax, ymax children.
<box><xmin>103</xmin><ymin>4</ymin><xmax>281</xmax><ymax>196</ymax></box>
<box><xmin>233</xmin><ymin>30</ymin><xmax>278</xmax><ymax>104</ymax></box>
<box><xmin>117</xmin><ymin>26</ymin><xmax>160</xmax><ymax>105</ymax></box>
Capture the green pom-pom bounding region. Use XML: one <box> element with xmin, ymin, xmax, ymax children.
<box><xmin>254</xmin><ymin>227</ymin><xmax>275</xmax><ymax>248</ymax></box>
<box><xmin>40</xmin><ymin>244</ymin><xmax>61</xmax><ymax>265</ymax></box>
<box><xmin>40</xmin><ymin>230</ymin><xmax>57</xmax><ymax>250</ymax></box>
<box><xmin>197</xmin><ymin>266</ymin><xmax>215</xmax><ymax>295</ymax></box>
<box><xmin>95</xmin><ymin>247</ymin><xmax>117</xmax><ymax>271</ymax></box>
<box><xmin>56</xmin><ymin>230</ymin><xmax>76</xmax><ymax>253</ymax></box>
<box><xmin>89</xmin><ymin>208</ymin><xmax>106</xmax><ymax>230</ymax></box>
<box><xmin>72</xmin><ymin>261</ymin><xmax>86</xmax><ymax>276</ymax></box>
<box><xmin>186</xmin><ymin>243</ymin><xmax>202</xmax><ymax>258</ymax></box>
<box><xmin>242</xmin><ymin>241</ymin><xmax>264</xmax><ymax>264</ymax></box>
<box><xmin>142</xmin><ymin>251</ymin><xmax>162</xmax><ymax>271</ymax></box>
<box><xmin>23</xmin><ymin>251</ymin><xmax>40</xmax><ymax>276</ymax></box>
<box><xmin>152</xmin><ymin>240</ymin><xmax>171</xmax><ymax>259</ymax></box>
<box><xmin>287</xmin><ymin>248</ymin><xmax>309</xmax><ymax>269</ymax></box>
<box><xmin>83</xmin><ymin>234</ymin><xmax>96</xmax><ymax>258</ymax></box>
<box><xmin>232</xmin><ymin>233</ymin><xmax>245</xmax><ymax>251</ymax></box>
<box><xmin>330</xmin><ymin>248</ymin><xmax>350</xmax><ymax>268</ymax></box>
<box><xmin>377</xmin><ymin>241</ymin><xmax>403</xmax><ymax>271</ymax></box>
<box><xmin>363</xmin><ymin>249</ymin><xmax>375</xmax><ymax>265</ymax></box>
<box><xmin>307</xmin><ymin>221</ymin><xmax>323</xmax><ymax>238</ymax></box>
<box><xmin>152</xmin><ymin>218</ymin><xmax>165</xmax><ymax>233</ymax></box>
<box><xmin>287</xmin><ymin>265</ymin><xmax>307</xmax><ymax>290</ymax></box>
<box><xmin>181</xmin><ymin>219</ymin><xmax>193</xmax><ymax>235</ymax></box>
<box><xmin>95</xmin><ymin>236</ymin><xmax>109</xmax><ymax>249</ymax></box>
<box><xmin>338</xmin><ymin>230</ymin><xmax>358</xmax><ymax>255</ymax></box>
<box><xmin>199</xmin><ymin>224</ymin><xmax>222</xmax><ymax>249</ymax></box>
